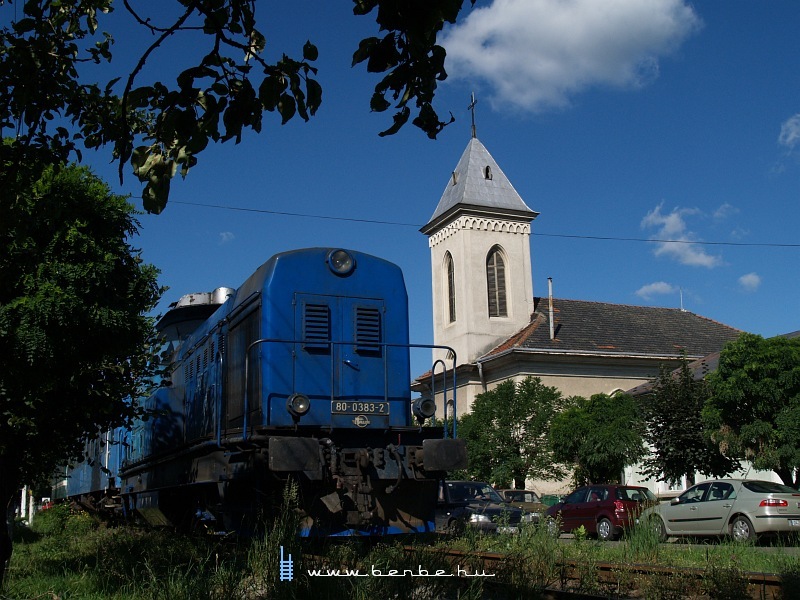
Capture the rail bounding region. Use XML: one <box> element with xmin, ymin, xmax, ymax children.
<box><xmin>415</xmin><ymin>547</ymin><xmax>786</xmax><ymax>599</ymax></box>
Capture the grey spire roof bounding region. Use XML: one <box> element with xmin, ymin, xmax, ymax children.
<box><xmin>420</xmin><ymin>137</ymin><xmax>538</xmax><ymax>235</ymax></box>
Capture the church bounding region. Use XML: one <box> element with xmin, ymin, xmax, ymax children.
<box><xmin>413</xmin><ymin>131</ymin><xmax>742</xmax><ymax>494</ymax></box>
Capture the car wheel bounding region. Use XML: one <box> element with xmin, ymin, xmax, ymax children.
<box><xmin>446</xmin><ymin>518</ymin><xmax>465</xmax><ymax>536</ymax></box>
<box><xmin>730</xmin><ymin>515</ymin><xmax>756</xmax><ymax>542</ymax></box>
<box><xmin>597</xmin><ymin>517</ymin><xmax>617</xmax><ymax>541</ymax></box>
<box><xmin>650</xmin><ymin>516</ymin><xmax>667</xmax><ymax>542</ymax></box>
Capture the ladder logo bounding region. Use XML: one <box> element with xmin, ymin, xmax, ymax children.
<box><xmin>279</xmin><ymin>546</ymin><xmax>294</xmax><ymax>582</ymax></box>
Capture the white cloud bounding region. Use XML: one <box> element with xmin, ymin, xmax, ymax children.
<box><xmin>779</xmin><ymin>114</ymin><xmax>800</xmax><ymax>150</ymax></box>
<box><xmin>641</xmin><ymin>203</ymin><xmax>722</xmax><ymax>268</ymax></box>
<box><xmin>728</xmin><ymin>226</ymin><xmax>749</xmax><ymax>240</ymax></box>
<box><xmin>635</xmin><ymin>281</ymin><xmax>678</xmax><ymax>300</ymax></box>
<box><xmin>712</xmin><ymin>203</ymin><xmax>738</xmax><ymax>221</ymax></box>
<box><xmin>441</xmin><ymin>0</ymin><xmax>701</xmax><ymax>112</ymax></box>
<box><xmin>219</xmin><ymin>231</ymin><xmax>235</xmax><ymax>244</ymax></box>
<box><xmin>738</xmin><ymin>272</ymin><xmax>761</xmax><ymax>292</ymax></box>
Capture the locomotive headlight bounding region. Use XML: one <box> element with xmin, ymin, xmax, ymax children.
<box><xmin>412</xmin><ymin>397</ymin><xmax>437</xmax><ymax>422</ymax></box>
<box><xmin>327</xmin><ymin>249</ymin><xmax>355</xmax><ymax>275</ymax></box>
<box><xmin>287</xmin><ymin>393</ymin><xmax>311</xmax><ymax>418</ymax></box>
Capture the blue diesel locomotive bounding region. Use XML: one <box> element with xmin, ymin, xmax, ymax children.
<box><xmin>59</xmin><ymin>248</ymin><xmax>466</xmax><ymax>536</ymax></box>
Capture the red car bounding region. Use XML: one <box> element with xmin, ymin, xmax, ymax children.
<box><xmin>544</xmin><ymin>484</ymin><xmax>657</xmax><ymax>541</ymax></box>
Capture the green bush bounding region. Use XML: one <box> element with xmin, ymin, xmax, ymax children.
<box><xmin>29</xmin><ymin>503</ymin><xmax>71</xmax><ymax>537</ymax></box>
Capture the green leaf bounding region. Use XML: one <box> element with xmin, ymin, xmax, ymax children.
<box><xmin>211</xmin><ymin>82</ymin><xmax>229</xmax><ymax>96</ymax></box>
<box><xmin>303</xmin><ymin>41</ymin><xmax>319</xmax><ymax>61</ymax></box>
<box><xmin>130</xmin><ymin>146</ymin><xmax>150</xmax><ymax>174</ymax></box>
<box><xmin>277</xmin><ymin>94</ymin><xmax>296</xmax><ymax>124</ymax></box>
<box><xmin>306</xmin><ymin>79</ymin><xmax>322</xmax><ymax>115</ymax></box>
<box><xmin>352</xmin><ymin>0</ymin><xmax>378</xmax><ymax>17</ymax></box>
<box><xmin>369</xmin><ymin>92</ymin><xmax>390</xmax><ymax>113</ymax></box>
<box><xmin>249</xmin><ymin>30</ymin><xmax>266</xmax><ymax>55</ymax></box>
<box><xmin>352</xmin><ymin>37</ymin><xmax>379</xmax><ymax>67</ymax></box>
<box><xmin>126</xmin><ymin>86</ymin><xmax>154</xmax><ymax>109</ymax></box>
<box><xmin>259</xmin><ymin>76</ymin><xmax>284</xmax><ymax>111</ymax></box>
<box><xmin>366</xmin><ymin>34</ymin><xmax>400</xmax><ymax>73</ymax></box>
<box><xmin>378</xmin><ymin>107</ymin><xmax>409</xmax><ymax>137</ymax></box>
<box><xmin>142</xmin><ymin>173</ymin><xmax>170</xmax><ymax>214</ymax></box>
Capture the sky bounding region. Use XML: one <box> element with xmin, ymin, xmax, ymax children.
<box><xmin>7</xmin><ymin>1</ymin><xmax>800</xmax><ymax>376</ymax></box>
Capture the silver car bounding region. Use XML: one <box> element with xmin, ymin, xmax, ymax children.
<box><xmin>640</xmin><ymin>479</ymin><xmax>800</xmax><ymax>542</ymax></box>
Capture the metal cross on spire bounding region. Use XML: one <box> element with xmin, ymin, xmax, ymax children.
<box><xmin>468</xmin><ymin>92</ymin><xmax>478</xmax><ymax>138</ymax></box>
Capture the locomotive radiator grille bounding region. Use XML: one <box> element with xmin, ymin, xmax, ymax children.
<box><xmin>303</xmin><ymin>303</ymin><xmax>330</xmax><ymax>351</ymax></box>
<box><xmin>354</xmin><ymin>306</ymin><xmax>381</xmax><ymax>354</ymax></box>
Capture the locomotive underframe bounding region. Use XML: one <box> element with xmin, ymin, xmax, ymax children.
<box><xmin>121</xmin><ymin>428</ymin><xmax>465</xmax><ymax>535</ymax></box>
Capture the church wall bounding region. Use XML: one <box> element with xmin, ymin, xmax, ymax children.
<box><xmin>446</xmin><ymin>353</ymin><xmax>687</xmax><ymax>414</ymax></box>
<box><xmin>428</xmin><ymin>214</ymin><xmax>534</xmax><ymax>365</ymax></box>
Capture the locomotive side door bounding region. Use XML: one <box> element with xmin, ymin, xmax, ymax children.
<box><xmin>294</xmin><ymin>294</ymin><xmax>388</xmax><ymax>428</ymax></box>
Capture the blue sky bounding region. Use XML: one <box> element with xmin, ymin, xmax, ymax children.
<box><xmin>13</xmin><ymin>1</ymin><xmax>800</xmax><ymax>374</ymax></box>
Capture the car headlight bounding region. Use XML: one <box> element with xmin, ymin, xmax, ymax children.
<box><xmin>469</xmin><ymin>513</ymin><xmax>491</xmax><ymax>524</ymax></box>
<box><xmin>523</xmin><ymin>512</ymin><xmax>540</xmax><ymax>523</ymax></box>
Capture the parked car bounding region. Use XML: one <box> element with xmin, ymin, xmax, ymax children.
<box><xmin>436</xmin><ymin>481</ymin><xmax>524</xmax><ymax>534</ymax></box>
<box><xmin>495</xmin><ymin>489</ymin><xmax>547</xmax><ymax>523</ymax></box>
<box><xmin>545</xmin><ymin>484</ymin><xmax>657</xmax><ymax>541</ymax></box>
<box><xmin>639</xmin><ymin>479</ymin><xmax>800</xmax><ymax>542</ymax></box>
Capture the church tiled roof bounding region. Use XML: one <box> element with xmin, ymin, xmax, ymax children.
<box><xmin>483</xmin><ymin>297</ymin><xmax>742</xmax><ymax>360</ymax></box>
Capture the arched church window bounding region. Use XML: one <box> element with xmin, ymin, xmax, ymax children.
<box><xmin>486</xmin><ymin>246</ymin><xmax>507</xmax><ymax>318</ymax></box>
<box><xmin>445</xmin><ymin>252</ymin><xmax>456</xmax><ymax>323</ymax></box>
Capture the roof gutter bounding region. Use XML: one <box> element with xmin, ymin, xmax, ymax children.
<box><xmin>480</xmin><ymin>347</ymin><xmax>704</xmax><ymax>364</ymax></box>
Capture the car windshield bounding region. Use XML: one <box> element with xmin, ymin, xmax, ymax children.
<box><xmin>742</xmin><ymin>481</ymin><xmax>799</xmax><ymax>494</ymax></box>
<box><xmin>507</xmin><ymin>491</ymin><xmax>539</xmax><ymax>503</ymax></box>
<box><xmin>616</xmin><ymin>487</ymin><xmax>657</xmax><ymax>502</ymax></box>
<box><xmin>448</xmin><ymin>482</ymin><xmax>504</xmax><ymax>503</ymax></box>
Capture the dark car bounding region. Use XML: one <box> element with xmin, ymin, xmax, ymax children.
<box><xmin>436</xmin><ymin>480</ymin><xmax>524</xmax><ymax>534</ymax></box>
<box><xmin>545</xmin><ymin>484</ymin><xmax>657</xmax><ymax>541</ymax></box>
<box><xmin>495</xmin><ymin>489</ymin><xmax>547</xmax><ymax>523</ymax></box>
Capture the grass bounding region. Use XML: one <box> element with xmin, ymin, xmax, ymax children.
<box><xmin>5</xmin><ymin>503</ymin><xmax>800</xmax><ymax>599</ymax></box>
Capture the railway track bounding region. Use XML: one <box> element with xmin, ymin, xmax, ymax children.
<box><xmin>398</xmin><ymin>546</ymin><xmax>788</xmax><ymax>599</ymax></box>
<box><xmin>300</xmin><ymin>539</ymin><xmax>792</xmax><ymax>598</ymax></box>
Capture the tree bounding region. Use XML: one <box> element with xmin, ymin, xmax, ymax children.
<box><xmin>0</xmin><ymin>0</ymin><xmax>470</xmax><ymax>213</ymax></box>
<box><xmin>0</xmin><ymin>157</ymin><xmax>162</xmax><ymax>583</ymax></box>
<box><xmin>550</xmin><ymin>393</ymin><xmax>646</xmax><ymax>486</ymax></box>
<box><xmin>458</xmin><ymin>377</ymin><xmax>566</xmax><ymax>488</ymax></box>
<box><xmin>639</xmin><ymin>356</ymin><xmax>738</xmax><ymax>485</ymax></box>
<box><xmin>703</xmin><ymin>333</ymin><xmax>800</xmax><ymax>487</ymax></box>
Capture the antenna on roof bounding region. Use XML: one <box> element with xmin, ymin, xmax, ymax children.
<box><xmin>468</xmin><ymin>92</ymin><xmax>478</xmax><ymax>138</ymax></box>
<box><xmin>680</xmin><ymin>287</ymin><xmax>687</xmax><ymax>312</ymax></box>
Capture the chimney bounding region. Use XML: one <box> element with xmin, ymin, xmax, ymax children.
<box><xmin>548</xmin><ymin>277</ymin><xmax>555</xmax><ymax>340</ymax></box>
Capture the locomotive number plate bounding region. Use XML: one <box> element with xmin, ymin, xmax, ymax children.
<box><xmin>331</xmin><ymin>401</ymin><xmax>389</xmax><ymax>415</ymax></box>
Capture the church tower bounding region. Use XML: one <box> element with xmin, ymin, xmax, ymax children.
<box><xmin>420</xmin><ymin>133</ymin><xmax>538</xmax><ymax>366</ymax></box>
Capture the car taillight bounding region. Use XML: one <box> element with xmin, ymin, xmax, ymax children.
<box><xmin>614</xmin><ymin>500</ymin><xmax>625</xmax><ymax>512</ymax></box>
<box><xmin>759</xmin><ymin>499</ymin><xmax>788</xmax><ymax>507</ymax></box>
